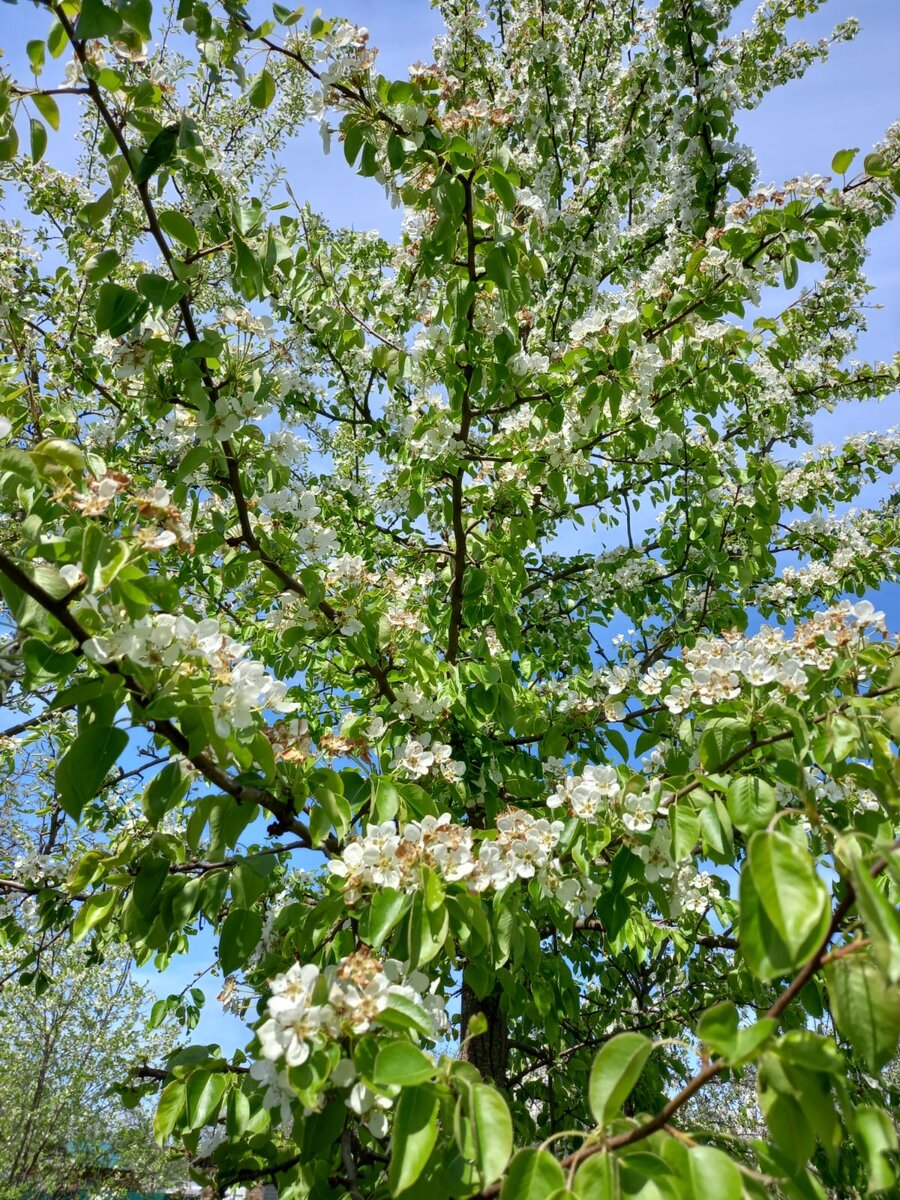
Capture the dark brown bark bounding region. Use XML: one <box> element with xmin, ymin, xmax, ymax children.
<box><xmin>460</xmin><ymin>983</ymin><xmax>509</xmax><ymax>1087</ymax></box>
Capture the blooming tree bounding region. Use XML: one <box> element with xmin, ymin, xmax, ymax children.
<box><xmin>1</xmin><ymin>0</ymin><xmax>900</xmax><ymax>1196</ymax></box>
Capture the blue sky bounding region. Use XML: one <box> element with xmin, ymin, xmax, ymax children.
<box><xmin>1</xmin><ymin>0</ymin><xmax>898</xmax><ymax>1052</ymax></box>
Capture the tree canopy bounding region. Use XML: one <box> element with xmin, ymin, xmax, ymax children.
<box><xmin>1</xmin><ymin>0</ymin><xmax>899</xmax><ymax>1197</ymax></box>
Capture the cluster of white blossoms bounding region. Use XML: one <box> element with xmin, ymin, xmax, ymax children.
<box><xmin>257</xmin><ymin>950</ymin><xmax>445</xmax><ymax>1070</ymax></box>
<box><xmin>773</xmin><ymin>769</ymin><xmax>881</xmax><ymax>817</ymax></box>
<box><xmin>9</xmin><ymin>850</ymin><xmax>60</xmax><ymax>884</ymax></box>
<box><xmin>669</xmin><ymin>865</ymin><xmax>726</xmax><ymax>918</ymax></box>
<box><xmin>547</xmin><ymin>765</ymin><xmax>662</xmax><ymax>834</ymax></box>
<box><xmin>409</xmin><ymin>409</ymin><xmax>460</xmax><ymax>460</ymax></box>
<box><xmin>660</xmin><ymin>601</ymin><xmax>887</xmax><ymax>713</ymax></box>
<box><xmin>249</xmin><ymin>1051</ymin><xmax>397</xmax><ymax>1140</ymax></box>
<box><xmin>392</xmin><ymin>735</ymin><xmax>466</xmax><ymax>782</ymax></box>
<box><xmin>778</xmin><ymin>428</ymin><xmax>900</xmax><ymax>508</ymax></box>
<box><xmin>391</xmin><ymin>682</ymin><xmax>448</xmax><ymax>722</ymax></box>
<box><xmin>83</xmin><ymin>613</ymin><xmax>296</xmax><ymax>738</ymax></box>
<box><xmin>329</xmin><ymin>809</ymin><xmax>566</xmax><ymax>902</ymax></box>
<box><xmin>548</xmin><ymin>763</ymin><xmax>621</xmax><ymax>819</ymax></box>
<box><xmin>758</xmin><ymin>510</ymin><xmax>895</xmax><ymax>608</ymax></box>
<box><xmin>66</xmin><ymin>471</ymin><xmax>192</xmax><ymax>552</ymax></box>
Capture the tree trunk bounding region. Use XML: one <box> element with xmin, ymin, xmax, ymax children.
<box><xmin>459</xmin><ymin>982</ymin><xmax>509</xmax><ymax>1086</ymax></box>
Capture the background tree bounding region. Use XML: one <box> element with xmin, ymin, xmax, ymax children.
<box><xmin>0</xmin><ymin>939</ymin><xmax>186</xmax><ymax>1200</ymax></box>
<box><xmin>0</xmin><ymin>0</ymin><xmax>899</xmax><ymax>1198</ymax></box>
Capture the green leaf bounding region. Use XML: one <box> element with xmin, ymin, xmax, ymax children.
<box><xmin>133</xmin><ymin>124</ymin><xmax>180</xmax><ymax>184</ymax></box>
<box><xmin>157</xmin><ymin>209</ymin><xmax>200</xmax><ymax>251</ymax></box>
<box><xmin>409</xmin><ymin>891</ymin><xmax>450</xmax><ymax>970</ymax></box>
<box><xmin>757</xmin><ymin>1051</ymin><xmax>822</xmax><ymax>1168</ymax></box>
<box><xmin>687</xmin><ymin>1146</ymin><xmax>742</xmax><ymax>1200</ymax></box>
<box><xmin>373</xmin><ymin>1041</ymin><xmax>435</xmax><ymax>1087</ymax></box>
<box><xmin>133</xmin><ymin>856</ymin><xmax>170</xmax><ymax>917</ymax></box>
<box><xmin>72</xmin><ymin>889</ymin><xmax>118</xmax><ymax>941</ymax></box>
<box><xmin>76</xmin><ymin>0</ymin><xmax>123</xmax><ymax>39</ymax></box>
<box><xmin>374</xmin><ymin>776</ymin><xmax>401</xmax><ymax>821</ymax></box>
<box><xmin>490</xmin><ymin>169</ymin><xmax>518</xmax><ymax>211</ymax></box>
<box><xmin>484</xmin><ymin>248</ymin><xmax>512</xmax><ymax>289</ymax></box>
<box><xmin>831</xmin><ymin>148</ymin><xmax>858</xmax><ymax>175</ymax></box>
<box><xmin>864</xmin><ymin>153</ymin><xmax>890</xmax><ymax>178</ymax></box>
<box><xmin>21</xmin><ymin>639</ymin><xmax>78</xmax><ymax>688</ymax></box>
<box><xmin>56</xmin><ymin>725</ymin><xmax>129</xmax><ymax>820</ymax></box>
<box><xmin>27</xmin><ymin>39</ymin><xmax>45</xmax><ymax>74</ymax></box>
<box><xmin>825</xmin><ymin>955</ymin><xmax>900</xmax><ymax>1071</ymax></box>
<box><xmin>218</xmin><ymin>908</ymin><xmax>263</xmax><ymax>974</ymax></box>
<box><xmin>95</xmin><ymin>282</ymin><xmax>148</xmax><ymax>337</ymax></box>
<box><xmin>149</xmin><ymin>998</ymin><xmax>170</xmax><ymax>1030</ymax></box>
<box><xmin>309</xmin><ymin>778</ymin><xmax>351</xmax><ymax>843</ymax></box>
<box><xmin>249</xmin><ymin>69</ymin><xmax>277</xmax><ymax>110</ymax></box>
<box><xmin>697</xmin><ymin>1002</ymin><xmax>775</xmax><ymax>1066</ymax></box>
<box><xmin>387</xmin><ymin>133</ymin><xmax>405</xmax><ymax>170</ymax></box>
<box><xmin>32</xmin><ymin>92</ymin><xmax>60</xmax><ymax>131</ymax></box>
<box><xmin>852</xmin><ymin>1105</ymin><xmax>898</xmax><ymax>1194</ymax></box>
<box><xmin>153</xmin><ymin>1079</ymin><xmax>185</xmax><ymax>1144</ymax></box>
<box><xmin>740</xmin><ymin>830</ymin><xmax>830</xmax><ymax>980</ymax></box>
<box><xmin>83</xmin><ymin>248</ymin><xmax>121</xmax><ymax>282</ymax></box>
<box><xmin>588</xmin><ymin>1032</ymin><xmax>653</xmax><ymax>1126</ymax></box>
<box><xmin>184</xmin><ymin>1070</ymin><xmax>226</xmax><ymax>1130</ymax></box>
<box><xmin>377</xmin><ymin>994</ymin><xmax>436</xmax><ymax>1038</ymax></box>
<box><xmin>231</xmin><ymin>857</ymin><xmax>272</xmax><ymax>908</ymax></box>
<box><xmin>669</xmin><ymin>804</ymin><xmax>699</xmax><ymax>861</ymax></box>
<box><xmin>850</xmin><ymin>863</ymin><xmax>900</xmax><ymax>983</ymax></box>
<box><xmin>142</xmin><ymin>762</ymin><xmax>190</xmax><ymax>826</ymax></box>
<box><xmin>572</xmin><ymin>1153</ymin><xmax>618</xmax><ymax>1198</ymax></box>
<box><xmin>359</xmin><ymin>887</ymin><xmax>410</xmax><ymax>949</ymax></box>
<box><xmin>343</xmin><ymin>120</ymin><xmax>365</xmax><ymax>167</ymax></box>
<box><xmin>137</xmin><ymin>272</ymin><xmax>183</xmax><ymax>310</ymax></box>
<box><xmin>388</xmin><ymin>1084</ymin><xmax>439</xmax><ymax>1195</ymax></box>
<box><xmin>119</xmin><ymin>0</ymin><xmax>153</xmax><ymax>40</ymax></box>
<box><xmin>469</xmin><ymin>1084</ymin><xmax>513</xmax><ymax>1186</ymax></box>
<box><xmin>727</xmin><ymin>777</ymin><xmax>776</xmax><ymax>834</ymax></box>
<box><xmin>77</xmin><ymin>187</ymin><xmax>115</xmax><ymax>228</ymax></box>
<box><xmin>0</xmin><ymin>124</ymin><xmax>20</xmax><ymax>163</ymax></box>
<box><xmin>226</xmin><ymin>1087</ymin><xmax>250</xmax><ymax>1137</ymax></box>
<box><xmin>500</xmin><ymin>1149</ymin><xmax>566</xmax><ymax>1200</ymax></box>
<box><xmin>697</xmin><ymin>720</ymin><xmax>749</xmax><ymax>771</ymax></box>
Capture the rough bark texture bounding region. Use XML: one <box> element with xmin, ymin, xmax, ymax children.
<box><xmin>460</xmin><ymin>982</ymin><xmax>509</xmax><ymax>1086</ymax></box>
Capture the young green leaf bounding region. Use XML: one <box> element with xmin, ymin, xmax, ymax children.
<box><xmin>500</xmin><ymin>1148</ymin><xmax>566</xmax><ymax>1200</ymax></box>
<box><xmin>157</xmin><ymin>209</ymin><xmax>200</xmax><ymax>251</ymax></box>
<box><xmin>740</xmin><ymin>830</ymin><xmax>830</xmax><ymax>980</ymax></box>
<box><xmin>572</xmin><ymin>1152</ymin><xmax>619</xmax><ymax>1198</ymax></box>
<box><xmin>825</xmin><ymin>954</ymin><xmax>900</xmax><ymax>1071</ymax></box>
<box><xmin>831</xmin><ymin>148</ymin><xmax>858</xmax><ymax>175</ymax></box>
<box><xmin>218</xmin><ymin>909</ymin><xmax>263</xmax><ymax>975</ymax></box>
<box><xmin>184</xmin><ymin>1070</ymin><xmax>226</xmax><ymax>1130</ymax></box>
<box><xmin>469</xmin><ymin>1084</ymin><xmax>514</xmax><ymax>1186</ymax></box>
<box><xmin>373</xmin><ymin>1041</ymin><xmax>435</xmax><ymax>1087</ymax></box>
<box><xmin>687</xmin><ymin>1145</ymin><xmax>742</xmax><ymax>1200</ymax></box>
<box><xmin>249</xmin><ymin>69</ymin><xmax>277</xmax><ymax>110</ymax></box>
<box><xmin>72</xmin><ymin>890</ymin><xmax>118</xmax><ymax>942</ymax></box>
<box><xmin>588</xmin><ymin>1032</ymin><xmax>653</xmax><ymax>1126</ymax></box>
<box><xmin>727</xmin><ymin>777</ymin><xmax>776</xmax><ymax>834</ymax></box>
<box><xmin>388</xmin><ymin>1084</ymin><xmax>440</xmax><ymax>1195</ymax></box>
<box><xmin>153</xmin><ymin>1079</ymin><xmax>186</xmax><ymax>1145</ymax></box>
<box><xmin>32</xmin><ymin>92</ymin><xmax>60</xmax><ymax>131</ymax></box>
<box><xmin>56</xmin><ymin>725</ymin><xmax>129</xmax><ymax>820</ymax></box>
